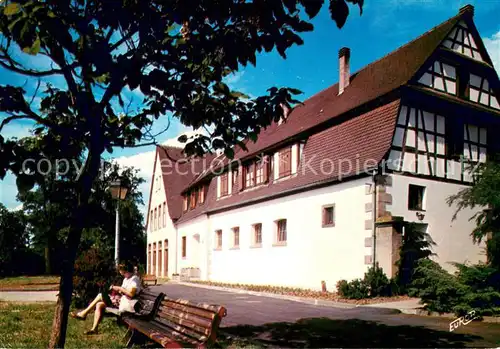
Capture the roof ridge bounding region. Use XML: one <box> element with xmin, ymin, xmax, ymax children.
<box><xmin>295</xmin><ymin>13</ymin><xmax>461</xmax><ymax>105</ymax></box>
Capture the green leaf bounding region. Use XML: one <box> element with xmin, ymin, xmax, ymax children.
<box><xmin>4</xmin><ymin>3</ymin><xmax>21</xmax><ymax>16</ymax></box>
<box><xmin>16</xmin><ymin>175</ymin><xmax>35</xmax><ymax>195</ymax></box>
<box><xmin>23</xmin><ymin>37</ymin><xmax>40</xmax><ymax>55</ymax></box>
<box><xmin>224</xmin><ymin>148</ymin><xmax>234</xmax><ymax>159</ymax></box>
<box><xmin>287</xmin><ymin>88</ymin><xmax>302</xmax><ymax>95</ymax></box>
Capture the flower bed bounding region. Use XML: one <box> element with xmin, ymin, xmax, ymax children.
<box><xmin>186</xmin><ymin>280</ymin><xmax>414</xmax><ymax>305</ymax></box>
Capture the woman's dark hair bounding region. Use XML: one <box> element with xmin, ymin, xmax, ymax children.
<box><xmin>118</xmin><ymin>260</ymin><xmax>135</xmax><ymax>273</ymax></box>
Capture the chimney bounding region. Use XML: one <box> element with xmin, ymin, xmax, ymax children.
<box><xmin>459</xmin><ymin>4</ymin><xmax>474</xmax><ymax>17</ymax></box>
<box><xmin>338</xmin><ymin>47</ymin><xmax>351</xmax><ymax>95</ymax></box>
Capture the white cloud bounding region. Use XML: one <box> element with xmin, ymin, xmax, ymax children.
<box><xmin>483</xmin><ymin>31</ymin><xmax>500</xmax><ymax>73</ymax></box>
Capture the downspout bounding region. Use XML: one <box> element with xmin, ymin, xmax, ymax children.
<box><xmin>372</xmin><ymin>169</ymin><xmax>378</xmax><ymax>268</ymax></box>
<box><xmin>175</xmin><ymin>223</ymin><xmax>179</xmax><ymax>274</ymax></box>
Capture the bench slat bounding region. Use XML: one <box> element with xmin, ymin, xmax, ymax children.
<box><xmin>125</xmin><ymin>318</ymin><xmax>200</xmax><ymax>346</ymax></box>
<box><xmin>157</xmin><ymin>306</ymin><xmax>212</xmax><ymax>329</ymax></box>
<box><xmin>156</xmin><ymin>310</ymin><xmax>211</xmax><ymax>338</ymax></box>
<box><xmin>160</xmin><ymin>301</ymin><xmax>216</xmax><ymax>320</ymax></box>
<box><xmin>164</xmin><ymin>297</ymin><xmax>223</xmax><ymax>314</ymax></box>
<box><xmin>154</xmin><ymin>316</ymin><xmax>208</xmax><ymax>342</ymax></box>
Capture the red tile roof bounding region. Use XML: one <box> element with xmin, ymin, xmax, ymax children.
<box><xmin>151</xmin><ymin>10</ymin><xmax>468</xmax><ymax>225</ymax></box>
<box><xmin>175</xmin><ymin>100</ymin><xmax>400</xmax><ymax>224</ymax></box>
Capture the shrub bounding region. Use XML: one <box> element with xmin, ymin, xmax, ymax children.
<box><xmin>336</xmin><ymin>278</ymin><xmax>369</xmax><ymax>299</ymax></box>
<box><xmin>72</xmin><ymin>247</ymin><xmax>118</xmax><ymax>308</ymax></box>
<box><xmin>409</xmin><ymin>259</ymin><xmax>500</xmax><ymax>316</ymax></box>
<box><xmin>364</xmin><ymin>264</ymin><xmax>391</xmax><ymax>297</ymax></box>
<box><xmin>336</xmin><ymin>265</ymin><xmax>391</xmax><ymax>299</ymax></box>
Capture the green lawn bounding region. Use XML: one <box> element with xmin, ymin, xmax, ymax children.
<box><xmin>0</xmin><ymin>302</ymin><xmax>126</xmax><ymax>348</ymax></box>
<box><xmin>0</xmin><ymin>276</ymin><xmax>59</xmax><ymax>287</ymax></box>
<box><xmin>2</xmin><ymin>302</ymin><xmax>499</xmax><ymax>348</ymax></box>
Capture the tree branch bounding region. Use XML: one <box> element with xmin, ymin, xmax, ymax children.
<box><xmin>0</xmin><ymin>59</ymin><xmax>66</xmax><ymax>77</ymax></box>
<box><xmin>110</xmin><ymin>140</ymin><xmax>158</xmax><ymax>148</ymax></box>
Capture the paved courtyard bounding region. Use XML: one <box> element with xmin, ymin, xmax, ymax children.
<box><xmin>155</xmin><ymin>283</ymin><xmax>500</xmax><ymax>347</ymax></box>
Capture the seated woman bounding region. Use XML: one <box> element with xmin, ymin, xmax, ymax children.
<box><xmin>70</xmin><ymin>261</ymin><xmax>142</xmax><ymax>335</ymax></box>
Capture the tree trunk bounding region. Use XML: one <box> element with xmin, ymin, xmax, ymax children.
<box><xmin>48</xmin><ymin>150</ymin><xmax>102</xmax><ymax>349</ymax></box>
<box><xmin>45</xmin><ymin>245</ymin><xmax>51</xmax><ymax>275</ymax></box>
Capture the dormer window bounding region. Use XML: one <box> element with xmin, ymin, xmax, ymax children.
<box><xmin>190</xmin><ymin>190</ymin><xmax>197</xmax><ymax>209</ymax></box>
<box><xmin>442</xmin><ymin>21</ymin><xmax>485</xmax><ymax>63</ymax></box>
<box><xmin>183</xmin><ymin>196</ymin><xmax>188</xmax><ymax>212</ymax></box>
<box><xmin>468</xmin><ymin>74</ymin><xmax>500</xmax><ymax>110</ymax></box>
<box><xmin>243</xmin><ymin>157</ymin><xmax>269</xmax><ymax>190</ymax></box>
<box><xmin>418</xmin><ymin>61</ymin><xmax>457</xmax><ymax>95</ymax></box>
<box><xmin>278</xmin><ymin>146</ymin><xmax>292</xmax><ymax>178</ymax></box>
<box><xmin>198</xmin><ymin>185</ymin><xmax>205</xmax><ymax>204</ymax></box>
<box><xmin>219</xmin><ymin>172</ymin><xmax>229</xmax><ymax>197</ymax></box>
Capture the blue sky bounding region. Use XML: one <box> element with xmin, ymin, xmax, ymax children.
<box><xmin>1</xmin><ymin>0</ymin><xmax>499</xmax><ymax>217</ymax></box>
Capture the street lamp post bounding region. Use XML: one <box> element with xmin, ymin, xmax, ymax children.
<box><xmin>108</xmin><ymin>180</ymin><xmax>129</xmax><ymax>266</ymax></box>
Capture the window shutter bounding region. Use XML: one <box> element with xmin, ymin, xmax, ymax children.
<box><xmin>238</xmin><ymin>167</ymin><xmax>243</xmax><ymax>191</ymax></box>
<box><xmin>263</xmin><ymin>156</ymin><xmax>269</xmax><ymax>183</ymax></box>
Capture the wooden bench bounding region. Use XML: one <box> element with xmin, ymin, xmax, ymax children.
<box><xmin>123</xmin><ymin>296</ymin><xmax>227</xmax><ymax>348</ymax></box>
<box><xmin>142</xmin><ymin>274</ymin><xmax>158</xmax><ymax>285</ymax></box>
<box><xmin>105</xmin><ymin>288</ymin><xmax>164</xmax><ymax>318</ymax></box>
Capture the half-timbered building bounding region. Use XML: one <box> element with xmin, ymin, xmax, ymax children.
<box><xmin>145</xmin><ymin>5</ymin><xmax>500</xmax><ymax>290</ymax></box>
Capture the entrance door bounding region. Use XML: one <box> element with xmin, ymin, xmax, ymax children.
<box><xmin>153</xmin><ymin>243</ymin><xmax>157</xmax><ymax>276</ymax></box>
<box><xmin>158</xmin><ymin>241</ymin><xmax>163</xmax><ymax>277</ymax></box>
<box><xmin>164</xmin><ymin>239</ymin><xmax>169</xmax><ymax>276</ymax></box>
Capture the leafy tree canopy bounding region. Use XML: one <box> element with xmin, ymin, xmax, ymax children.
<box><xmin>0</xmin><ymin>1</ymin><xmax>362</xmax><ymax>347</ymax></box>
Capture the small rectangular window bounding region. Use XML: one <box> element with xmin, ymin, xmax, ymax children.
<box><xmin>232</xmin><ymin>227</ymin><xmax>240</xmax><ymax>248</ymax></box>
<box><xmin>322</xmin><ymin>205</ymin><xmax>335</xmax><ymax>227</ymax></box>
<box><xmin>408</xmin><ymin>185</ymin><xmax>426</xmax><ymax>211</ymax></box>
<box><xmin>278</xmin><ymin>147</ymin><xmax>292</xmax><ymax>178</ymax></box>
<box><xmin>183</xmin><ymin>195</ymin><xmax>188</xmax><ymax>212</ymax></box>
<box><xmin>220</xmin><ymin>173</ymin><xmax>229</xmax><ymax>197</ymax></box>
<box><xmin>215</xmin><ymin>230</ymin><xmax>222</xmax><ymax>250</ymax></box>
<box><xmin>154</xmin><ymin>208</ymin><xmax>157</xmax><ymax>231</ymax></box>
<box><xmin>190</xmin><ymin>190</ymin><xmax>197</xmax><ymax>209</ymax></box>
<box><xmin>276</xmin><ymin>219</ymin><xmax>287</xmax><ymax>243</ymax></box>
<box><xmin>163</xmin><ymin>202</ymin><xmax>166</xmax><ymax>227</ymax></box>
<box><xmin>253</xmin><ymin>223</ymin><xmax>262</xmax><ymax>246</ymax></box>
<box><xmin>181</xmin><ymin>236</ymin><xmax>187</xmax><ymax>258</ymax></box>
<box><xmin>198</xmin><ymin>185</ymin><xmax>205</xmax><ymax>204</ymax></box>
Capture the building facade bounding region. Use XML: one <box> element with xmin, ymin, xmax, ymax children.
<box><xmin>145</xmin><ymin>5</ymin><xmax>499</xmax><ymax>290</ymax></box>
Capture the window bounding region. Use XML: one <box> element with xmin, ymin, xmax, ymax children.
<box><xmin>418</xmin><ymin>61</ymin><xmax>457</xmax><ymax>95</ymax></box>
<box><xmin>158</xmin><ymin>204</ymin><xmax>163</xmax><ymax>229</ymax></box>
<box><xmin>148</xmin><ymin>244</ymin><xmax>152</xmax><ymax>274</ymax></box>
<box><xmin>215</xmin><ymin>230</ymin><xmax>222</xmax><ymax>250</ymax></box>
<box><xmin>183</xmin><ymin>196</ymin><xmax>188</xmax><ymax>212</ymax></box>
<box><xmin>190</xmin><ymin>190</ymin><xmax>197</xmax><ymax>209</ymax></box>
<box><xmin>219</xmin><ymin>173</ymin><xmax>229</xmax><ymax>197</ymax></box>
<box><xmin>232</xmin><ymin>227</ymin><xmax>240</xmax><ymax>248</ymax></box>
<box><xmin>150</xmin><ymin>210</ymin><xmax>153</xmax><ymax>231</ymax></box>
<box><xmin>198</xmin><ymin>185</ymin><xmax>205</xmax><ymax>204</ymax></box>
<box><xmin>163</xmin><ymin>202</ymin><xmax>166</xmax><ymax>227</ymax></box>
<box><xmin>232</xmin><ymin>169</ymin><xmax>238</xmax><ymax>186</ymax></box>
<box><xmin>245</xmin><ymin>163</ymin><xmax>255</xmax><ymax>188</ymax></box>
<box><xmin>463</xmin><ymin>124</ymin><xmax>487</xmax><ymax>163</ymax></box>
<box><xmin>182</xmin><ymin>236</ymin><xmax>187</xmax><ymax>258</ymax></box>
<box><xmin>278</xmin><ymin>147</ymin><xmax>292</xmax><ymax>178</ymax></box>
<box><xmin>322</xmin><ymin>205</ymin><xmax>335</xmax><ymax>227</ymax></box>
<box><xmin>154</xmin><ymin>208</ymin><xmax>157</xmax><ymax>230</ymax></box>
<box><xmin>255</xmin><ymin>160</ymin><xmax>265</xmax><ymax>185</ymax></box>
<box><xmin>408</xmin><ymin>185</ymin><xmax>425</xmax><ymax>211</ymax></box>
<box><xmin>276</xmin><ymin>219</ymin><xmax>287</xmax><ymax>243</ymax></box>
<box><xmin>468</xmin><ymin>74</ymin><xmax>499</xmax><ymax>110</ymax></box>
<box><xmin>253</xmin><ymin>223</ymin><xmax>262</xmax><ymax>246</ymax></box>
<box><xmin>441</xmin><ymin>21</ymin><xmax>485</xmax><ymax>62</ymax></box>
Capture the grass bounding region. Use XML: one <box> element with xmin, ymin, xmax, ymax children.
<box><xmin>0</xmin><ymin>276</ymin><xmax>60</xmax><ymax>290</ymax></box>
<box><xmin>0</xmin><ymin>302</ymin><xmax>127</xmax><ymax>348</ymax></box>
<box><xmin>2</xmin><ymin>302</ymin><xmax>499</xmax><ymax>348</ymax></box>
